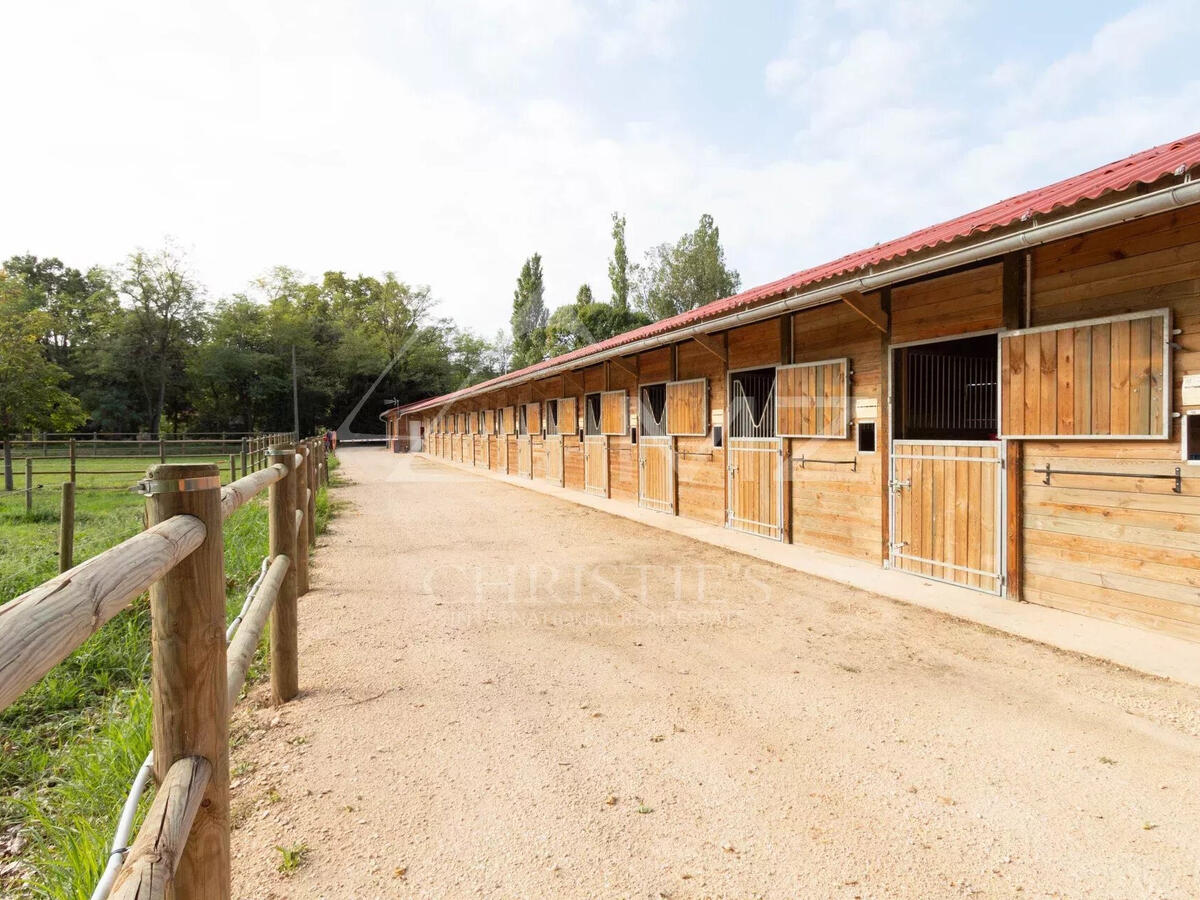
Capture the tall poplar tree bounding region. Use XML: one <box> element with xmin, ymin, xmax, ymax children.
<box><xmin>509</xmin><ymin>253</ymin><xmax>548</xmax><ymax>370</ymax></box>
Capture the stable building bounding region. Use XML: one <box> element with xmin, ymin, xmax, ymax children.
<box><xmin>385</xmin><ymin>132</ymin><xmax>1200</xmax><ymax>643</ymax></box>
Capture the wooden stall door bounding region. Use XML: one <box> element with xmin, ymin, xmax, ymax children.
<box><xmin>727</xmin><ymin>438</ymin><xmax>782</xmax><ymax>539</ymax></box>
<box><xmin>638</xmin><ymin>437</ymin><xmax>674</xmax><ymax>513</ymax></box>
<box><xmin>545</xmin><ymin>435</ymin><xmax>564</xmax><ymax>486</ymax></box>
<box><xmin>584</xmin><ymin>436</ymin><xmax>608</xmax><ymax>496</ymax></box>
<box><xmin>889</xmin><ymin>441</ymin><xmax>1003</xmax><ymax>593</ymax></box>
<box><xmin>517</xmin><ymin>436</ymin><xmax>533</xmax><ymax>478</ymax></box>
<box><xmin>498</xmin><ymin>436</ymin><xmax>509</xmax><ymax>472</ymax></box>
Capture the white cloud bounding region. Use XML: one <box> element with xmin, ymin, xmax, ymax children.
<box><xmin>1</xmin><ymin>0</ymin><xmax>1198</xmax><ymax>344</ymax></box>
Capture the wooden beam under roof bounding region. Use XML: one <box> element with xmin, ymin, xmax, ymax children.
<box><xmin>838</xmin><ymin>290</ymin><xmax>888</xmax><ymax>333</ymax></box>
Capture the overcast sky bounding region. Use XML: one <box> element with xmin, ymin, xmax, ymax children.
<box><xmin>2</xmin><ymin>0</ymin><xmax>1198</xmax><ymax>335</ymax></box>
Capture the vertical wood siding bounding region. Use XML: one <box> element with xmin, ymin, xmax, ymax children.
<box><xmin>665</xmin><ymin>379</ymin><xmax>707</xmax><ymax>436</ymax></box>
<box><xmin>777</xmin><ymin>359</ymin><xmax>849</xmax><ymax>438</ymax></box>
<box><xmin>1000</xmin><ymin>311</ymin><xmax>1168</xmax><ymax>438</ymax></box>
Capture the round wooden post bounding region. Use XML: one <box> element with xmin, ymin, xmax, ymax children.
<box><xmin>58</xmin><ymin>482</ymin><xmax>75</xmax><ymax>573</ymax></box>
<box><xmin>142</xmin><ymin>463</ymin><xmax>230</xmax><ymax>900</ymax></box>
<box><xmin>228</xmin><ymin>454</ymin><xmax>236</xmax><ymax>484</ymax></box>
<box><xmin>293</xmin><ymin>444</ymin><xmax>310</xmax><ymax>596</ymax></box>
<box><xmin>68</xmin><ymin>438</ymin><xmax>76</xmax><ymax>484</ymax></box>
<box><xmin>158</xmin><ymin>437</ymin><xmax>166</xmax><ymax>463</ymax></box>
<box><xmin>267</xmin><ymin>445</ymin><xmax>299</xmax><ymax>704</ymax></box>
<box><xmin>24</xmin><ymin>458</ymin><xmax>33</xmax><ymax>513</ymax></box>
<box><xmin>240</xmin><ymin>438</ymin><xmax>248</xmax><ymax>478</ymax></box>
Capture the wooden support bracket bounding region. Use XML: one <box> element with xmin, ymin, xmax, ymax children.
<box><xmin>839</xmin><ymin>291</ymin><xmax>888</xmax><ymax>333</ymax></box>
<box><xmin>691</xmin><ymin>332</ymin><xmax>727</xmax><ymax>364</ymax></box>
<box><xmin>609</xmin><ymin>356</ymin><xmax>637</xmax><ymax>380</ymax></box>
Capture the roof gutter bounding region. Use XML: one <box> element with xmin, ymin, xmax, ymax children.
<box><xmin>402</xmin><ymin>175</ymin><xmax>1200</xmax><ymax>414</ymax></box>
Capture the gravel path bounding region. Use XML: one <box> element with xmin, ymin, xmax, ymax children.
<box><xmin>229</xmin><ymin>448</ymin><xmax>1200</xmax><ymax>898</ymax></box>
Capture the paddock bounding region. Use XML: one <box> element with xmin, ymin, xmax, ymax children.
<box><xmin>387</xmin><ymin>133</ymin><xmax>1200</xmax><ymax>645</ymax></box>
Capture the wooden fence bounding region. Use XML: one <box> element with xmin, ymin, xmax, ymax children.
<box><xmin>0</xmin><ymin>436</ymin><xmax>330</xmax><ymax>899</ymax></box>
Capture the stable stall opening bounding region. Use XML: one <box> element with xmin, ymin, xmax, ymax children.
<box><xmin>889</xmin><ymin>332</ymin><xmax>1004</xmax><ymax>595</ymax></box>
<box><xmin>639</xmin><ymin>384</ymin><xmax>668</xmax><ymax>437</ymax></box>
<box><xmin>892</xmin><ymin>334</ymin><xmax>998</xmax><ymax>441</ymax></box>
<box><xmin>585</xmin><ymin>393</ymin><xmax>602</xmax><ymax>436</ymax></box>
<box><xmin>726</xmin><ymin>367</ymin><xmax>782</xmax><ymax>540</ymax></box>
<box><xmin>638</xmin><ymin>383</ymin><xmax>672</xmax><ymax>514</ymax></box>
<box><xmin>517</xmin><ymin>405</ymin><xmax>529</xmax><ymax>436</ymax></box>
<box><xmin>729</xmin><ymin>368</ymin><xmax>777</xmax><ymax>438</ymax></box>
<box><xmin>545</xmin><ymin>399</ymin><xmax>560</xmax><ymax>436</ymax></box>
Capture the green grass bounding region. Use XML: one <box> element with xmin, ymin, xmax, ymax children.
<box><xmin>0</xmin><ymin>452</ymin><xmax>340</xmax><ymax>898</ymax></box>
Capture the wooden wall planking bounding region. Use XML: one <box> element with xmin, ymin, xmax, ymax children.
<box><xmin>1023</xmin><ymin>205</ymin><xmax>1200</xmax><ymax>639</ymax></box>
<box><xmin>675</xmin><ymin>338</ymin><xmax>726</xmax><ymax>525</ymax></box>
<box><xmin>891</xmin><ymin>263</ymin><xmax>1003</xmax><ymax>345</ymax></box>
<box><xmin>788</xmin><ymin>302</ymin><xmax>884</xmax><ymax>562</ymax></box>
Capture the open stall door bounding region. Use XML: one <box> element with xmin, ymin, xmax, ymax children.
<box><xmin>638</xmin><ymin>383</ymin><xmax>673</xmax><ymax>513</ymax></box>
<box><xmin>889</xmin><ymin>334</ymin><xmax>1004</xmax><ymax>594</ymax></box>
<box><xmin>727</xmin><ymin>368</ymin><xmax>782</xmax><ymax>540</ymax></box>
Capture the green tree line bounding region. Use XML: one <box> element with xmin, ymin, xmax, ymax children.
<box><xmin>0</xmin><ymin>210</ymin><xmax>738</xmax><ymax>445</ymax></box>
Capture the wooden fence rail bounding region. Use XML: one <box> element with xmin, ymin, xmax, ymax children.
<box><xmin>0</xmin><ymin>433</ymin><xmax>332</xmax><ymax>900</ymax></box>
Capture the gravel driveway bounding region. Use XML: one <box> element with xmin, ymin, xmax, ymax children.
<box><xmin>229</xmin><ymin>448</ymin><xmax>1200</xmax><ymax>898</ymax></box>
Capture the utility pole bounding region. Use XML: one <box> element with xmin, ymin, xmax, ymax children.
<box><xmin>291</xmin><ymin>345</ymin><xmax>300</xmax><ymax>440</ymax></box>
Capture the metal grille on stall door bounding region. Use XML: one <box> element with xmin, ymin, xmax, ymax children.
<box><xmin>585</xmin><ymin>394</ymin><xmax>602</xmax><ymax>435</ymax></box>
<box><xmin>729</xmin><ymin>369</ymin><xmax>777</xmax><ymax>438</ymax></box>
<box><xmin>640</xmin><ymin>384</ymin><xmax>668</xmax><ymax>437</ymax></box>
<box><xmin>902</xmin><ymin>347</ymin><xmax>997</xmax><ymax>436</ymax></box>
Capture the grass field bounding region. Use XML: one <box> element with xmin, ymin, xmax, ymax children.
<box><xmin>0</xmin><ymin>453</ymin><xmax>338</xmax><ymax>897</ymax></box>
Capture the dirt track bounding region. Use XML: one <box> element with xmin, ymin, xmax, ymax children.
<box><xmin>229</xmin><ymin>448</ymin><xmax>1200</xmax><ymax>898</ymax></box>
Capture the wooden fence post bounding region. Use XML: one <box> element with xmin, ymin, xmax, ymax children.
<box><xmin>142</xmin><ymin>463</ymin><xmax>230</xmax><ymax>899</ymax></box>
<box><xmin>294</xmin><ymin>444</ymin><xmax>310</xmax><ymax>596</ymax></box>
<box><xmin>267</xmin><ymin>444</ymin><xmax>299</xmax><ymax>704</ymax></box>
<box><xmin>58</xmin><ymin>482</ymin><xmax>74</xmax><ymax>573</ymax></box>
<box><xmin>158</xmin><ymin>437</ymin><xmax>166</xmax><ymax>463</ymax></box>
<box><xmin>240</xmin><ymin>439</ymin><xmax>248</xmax><ymax>478</ymax></box>
<box><xmin>24</xmin><ymin>458</ymin><xmax>33</xmax><ymax>513</ymax></box>
<box><xmin>228</xmin><ymin>454</ymin><xmax>236</xmax><ymax>484</ymax></box>
<box><xmin>69</xmin><ymin>438</ymin><xmax>76</xmax><ymax>484</ymax></box>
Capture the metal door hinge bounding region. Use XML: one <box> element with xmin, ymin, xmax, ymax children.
<box><xmin>889</xmin><ymin>479</ymin><xmax>910</xmax><ymax>491</ymax></box>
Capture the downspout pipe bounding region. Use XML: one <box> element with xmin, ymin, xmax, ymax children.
<box><xmin>407</xmin><ymin>176</ymin><xmax>1200</xmax><ymax>413</ymax></box>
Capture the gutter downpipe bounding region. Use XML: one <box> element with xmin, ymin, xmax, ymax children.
<box><xmin>408</xmin><ymin>177</ymin><xmax>1200</xmax><ymax>413</ymax></box>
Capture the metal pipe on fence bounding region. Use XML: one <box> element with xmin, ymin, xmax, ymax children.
<box><xmin>58</xmin><ymin>483</ymin><xmax>75</xmax><ymax>573</ymax></box>
<box><xmin>267</xmin><ymin>444</ymin><xmax>299</xmax><ymax>704</ymax></box>
<box><xmin>142</xmin><ymin>464</ymin><xmax>230</xmax><ymax>898</ymax></box>
<box><xmin>306</xmin><ymin>443</ymin><xmax>317</xmax><ymax>549</ymax></box>
<box><xmin>294</xmin><ymin>445</ymin><xmax>310</xmax><ymax>596</ymax></box>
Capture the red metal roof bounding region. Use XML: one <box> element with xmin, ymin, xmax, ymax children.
<box><xmin>395</xmin><ymin>131</ymin><xmax>1200</xmax><ymax>415</ymax></box>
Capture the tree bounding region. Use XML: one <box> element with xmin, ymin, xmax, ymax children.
<box><xmin>509</xmin><ymin>254</ymin><xmax>548</xmax><ymax>370</ymax></box>
<box><xmin>543</xmin><ymin>280</ymin><xmax>651</xmax><ymax>357</ymax></box>
<box><xmin>636</xmin><ymin>214</ymin><xmax>740</xmax><ymax>320</ymax></box>
<box><xmin>116</xmin><ymin>247</ymin><xmax>206</xmax><ymax>432</ymax></box>
<box><xmin>0</xmin><ymin>272</ymin><xmax>85</xmax><ymax>488</ymax></box>
<box><xmin>608</xmin><ymin>212</ymin><xmax>631</xmax><ymax>312</ymax></box>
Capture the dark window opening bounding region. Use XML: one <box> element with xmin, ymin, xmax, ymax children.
<box><xmin>893</xmin><ymin>334</ymin><xmax>998</xmax><ymax>441</ymax></box>
<box><xmin>546</xmin><ymin>401</ymin><xmax>559</xmax><ymax>435</ymax></box>
<box><xmin>857</xmin><ymin>421</ymin><xmax>877</xmax><ymax>453</ymax></box>
<box><xmin>1186</xmin><ymin>413</ymin><xmax>1200</xmax><ymax>462</ymax></box>
<box><xmin>640</xmin><ymin>384</ymin><xmax>668</xmax><ymax>437</ymax></box>
<box><xmin>585</xmin><ymin>393</ymin><xmax>602</xmax><ymax>436</ymax></box>
<box><xmin>729</xmin><ymin>368</ymin><xmax>777</xmax><ymax>438</ymax></box>
<box><xmin>517</xmin><ymin>405</ymin><xmax>529</xmax><ymax>436</ymax></box>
